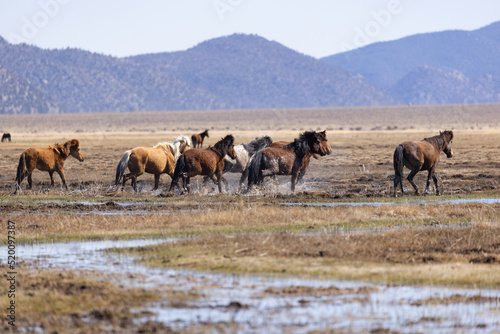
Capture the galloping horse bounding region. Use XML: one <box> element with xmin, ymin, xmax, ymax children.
<box><xmin>205</xmin><ymin>135</ymin><xmax>273</xmax><ymax>190</ymax></box>
<box><xmin>170</xmin><ymin>134</ymin><xmax>237</xmax><ymax>194</ymax></box>
<box><xmin>191</xmin><ymin>129</ymin><xmax>209</xmax><ymax>148</ymax></box>
<box><xmin>393</xmin><ymin>130</ymin><xmax>454</xmax><ymax>196</ymax></box>
<box><xmin>248</xmin><ymin>131</ymin><xmax>332</xmax><ymax>192</ymax></box>
<box><xmin>115</xmin><ymin>135</ymin><xmax>191</xmax><ymax>192</ymax></box>
<box><xmin>15</xmin><ymin>139</ymin><xmax>84</xmax><ymax>193</ymax></box>
<box><xmin>2</xmin><ymin>133</ymin><xmax>11</xmax><ymax>142</ymax></box>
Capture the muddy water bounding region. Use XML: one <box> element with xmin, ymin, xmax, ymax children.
<box><xmin>18</xmin><ymin>239</ymin><xmax>500</xmax><ymax>333</ymax></box>
<box><xmin>285</xmin><ymin>197</ymin><xmax>500</xmax><ymax>207</ymax></box>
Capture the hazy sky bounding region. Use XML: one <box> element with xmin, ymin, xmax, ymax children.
<box><xmin>1</xmin><ymin>0</ymin><xmax>500</xmax><ymax>58</ymax></box>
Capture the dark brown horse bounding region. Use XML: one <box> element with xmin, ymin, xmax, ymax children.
<box><xmin>170</xmin><ymin>134</ymin><xmax>237</xmax><ymax>194</ymax></box>
<box><xmin>393</xmin><ymin>130</ymin><xmax>454</xmax><ymax>196</ymax></box>
<box><xmin>191</xmin><ymin>129</ymin><xmax>209</xmax><ymax>148</ymax></box>
<box><xmin>2</xmin><ymin>133</ymin><xmax>11</xmax><ymax>142</ymax></box>
<box><xmin>247</xmin><ymin>131</ymin><xmax>332</xmax><ymax>192</ymax></box>
<box><xmin>15</xmin><ymin>139</ymin><xmax>84</xmax><ymax>193</ymax></box>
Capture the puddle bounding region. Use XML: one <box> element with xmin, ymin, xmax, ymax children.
<box><xmin>18</xmin><ymin>239</ymin><xmax>500</xmax><ymax>333</ymax></box>
<box><xmin>285</xmin><ymin>197</ymin><xmax>500</xmax><ymax>207</ymax></box>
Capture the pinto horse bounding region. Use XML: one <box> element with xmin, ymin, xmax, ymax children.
<box><xmin>393</xmin><ymin>130</ymin><xmax>454</xmax><ymax>196</ymax></box>
<box><xmin>191</xmin><ymin>129</ymin><xmax>209</xmax><ymax>148</ymax></box>
<box><xmin>247</xmin><ymin>131</ymin><xmax>332</xmax><ymax>192</ymax></box>
<box><xmin>115</xmin><ymin>135</ymin><xmax>191</xmax><ymax>192</ymax></box>
<box><xmin>205</xmin><ymin>135</ymin><xmax>273</xmax><ymax>190</ymax></box>
<box><xmin>170</xmin><ymin>134</ymin><xmax>237</xmax><ymax>194</ymax></box>
<box><xmin>15</xmin><ymin>139</ymin><xmax>84</xmax><ymax>193</ymax></box>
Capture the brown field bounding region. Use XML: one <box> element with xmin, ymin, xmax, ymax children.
<box><xmin>1</xmin><ymin>104</ymin><xmax>500</xmax><ymax>332</ymax></box>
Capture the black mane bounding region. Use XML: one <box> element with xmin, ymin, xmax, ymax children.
<box><xmin>211</xmin><ymin>134</ymin><xmax>234</xmax><ymax>157</ymax></box>
<box><xmin>243</xmin><ymin>136</ymin><xmax>273</xmax><ymax>154</ymax></box>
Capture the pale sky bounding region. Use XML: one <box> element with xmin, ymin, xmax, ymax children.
<box><xmin>1</xmin><ymin>0</ymin><xmax>500</xmax><ymax>58</ymax></box>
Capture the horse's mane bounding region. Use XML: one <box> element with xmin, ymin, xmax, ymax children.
<box><xmin>424</xmin><ymin>130</ymin><xmax>453</xmax><ymax>149</ymax></box>
<box><xmin>285</xmin><ymin>131</ymin><xmax>318</xmax><ymax>157</ymax></box>
<box><xmin>243</xmin><ymin>136</ymin><xmax>273</xmax><ymax>154</ymax></box>
<box><xmin>49</xmin><ymin>139</ymin><xmax>80</xmax><ymax>155</ymax></box>
<box><xmin>211</xmin><ymin>134</ymin><xmax>234</xmax><ymax>156</ymax></box>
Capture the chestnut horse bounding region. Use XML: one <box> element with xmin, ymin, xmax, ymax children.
<box><xmin>247</xmin><ymin>131</ymin><xmax>332</xmax><ymax>192</ymax></box>
<box><xmin>115</xmin><ymin>135</ymin><xmax>191</xmax><ymax>192</ymax></box>
<box><xmin>170</xmin><ymin>134</ymin><xmax>237</xmax><ymax>194</ymax></box>
<box><xmin>15</xmin><ymin>139</ymin><xmax>84</xmax><ymax>193</ymax></box>
<box><xmin>393</xmin><ymin>130</ymin><xmax>454</xmax><ymax>197</ymax></box>
<box><xmin>191</xmin><ymin>129</ymin><xmax>209</xmax><ymax>148</ymax></box>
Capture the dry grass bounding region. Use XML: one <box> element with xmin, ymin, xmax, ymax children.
<box><xmin>3</xmin><ymin>199</ymin><xmax>499</xmax><ymax>243</ymax></box>
<box><xmin>0</xmin><ymin>266</ymin><xmax>172</xmax><ymax>333</ymax></box>
<box><xmin>120</xmin><ymin>222</ymin><xmax>500</xmax><ymax>288</ymax></box>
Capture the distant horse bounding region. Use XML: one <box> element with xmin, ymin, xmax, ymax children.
<box><xmin>115</xmin><ymin>135</ymin><xmax>191</xmax><ymax>192</ymax></box>
<box><xmin>204</xmin><ymin>135</ymin><xmax>273</xmax><ymax>190</ymax></box>
<box><xmin>393</xmin><ymin>130</ymin><xmax>454</xmax><ymax>197</ymax></box>
<box><xmin>170</xmin><ymin>134</ymin><xmax>237</xmax><ymax>194</ymax></box>
<box><xmin>15</xmin><ymin>139</ymin><xmax>84</xmax><ymax>193</ymax></box>
<box><xmin>248</xmin><ymin>131</ymin><xmax>332</xmax><ymax>192</ymax></box>
<box><xmin>2</xmin><ymin>133</ymin><xmax>11</xmax><ymax>142</ymax></box>
<box><xmin>191</xmin><ymin>129</ymin><xmax>209</xmax><ymax>148</ymax></box>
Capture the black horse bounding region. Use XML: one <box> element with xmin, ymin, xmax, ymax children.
<box><xmin>2</xmin><ymin>133</ymin><xmax>11</xmax><ymax>142</ymax></box>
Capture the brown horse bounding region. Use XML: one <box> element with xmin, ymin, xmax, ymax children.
<box><xmin>115</xmin><ymin>136</ymin><xmax>190</xmax><ymax>192</ymax></box>
<box><xmin>393</xmin><ymin>130</ymin><xmax>454</xmax><ymax>197</ymax></box>
<box><xmin>247</xmin><ymin>131</ymin><xmax>332</xmax><ymax>192</ymax></box>
<box><xmin>170</xmin><ymin>134</ymin><xmax>237</xmax><ymax>194</ymax></box>
<box><xmin>191</xmin><ymin>129</ymin><xmax>209</xmax><ymax>148</ymax></box>
<box><xmin>15</xmin><ymin>139</ymin><xmax>84</xmax><ymax>193</ymax></box>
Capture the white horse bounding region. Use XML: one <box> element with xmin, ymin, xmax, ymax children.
<box><xmin>204</xmin><ymin>136</ymin><xmax>272</xmax><ymax>191</ymax></box>
<box><xmin>115</xmin><ymin>135</ymin><xmax>191</xmax><ymax>189</ymax></box>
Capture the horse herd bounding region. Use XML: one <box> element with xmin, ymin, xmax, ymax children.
<box><xmin>13</xmin><ymin>129</ymin><xmax>454</xmax><ymax>197</ymax></box>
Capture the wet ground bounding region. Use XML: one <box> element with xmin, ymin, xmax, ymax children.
<box><xmin>19</xmin><ymin>239</ymin><xmax>500</xmax><ymax>333</ymax></box>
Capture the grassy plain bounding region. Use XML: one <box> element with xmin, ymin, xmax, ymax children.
<box><xmin>0</xmin><ymin>104</ymin><xmax>499</xmax><ymax>332</ymax></box>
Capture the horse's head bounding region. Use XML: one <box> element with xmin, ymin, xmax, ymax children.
<box><xmin>227</xmin><ymin>143</ymin><xmax>237</xmax><ymax>160</ymax></box>
<box><xmin>310</xmin><ymin>131</ymin><xmax>332</xmax><ymax>156</ymax></box>
<box><xmin>441</xmin><ymin>130</ymin><xmax>454</xmax><ymax>158</ymax></box>
<box><xmin>66</xmin><ymin>139</ymin><xmax>84</xmax><ymax>162</ymax></box>
<box><xmin>204</xmin><ymin>130</ymin><xmax>210</xmax><ymax>138</ymax></box>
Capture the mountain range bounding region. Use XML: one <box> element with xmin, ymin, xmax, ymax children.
<box><xmin>1</xmin><ymin>21</ymin><xmax>500</xmax><ymax>114</ymax></box>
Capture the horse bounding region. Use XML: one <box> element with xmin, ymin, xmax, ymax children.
<box><xmin>2</xmin><ymin>133</ymin><xmax>11</xmax><ymax>142</ymax></box>
<box><xmin>204</xmin><ymin>135</ymin><xmax>273</xmax><ymax>190</ymax></box>
<box><xmin>115</xmin><ymin>135</ymin><xmax>191</xmax><ymax>192</ymax></box>
<box><xmin>393</xmin><ymin>130</ymin><xmax>454</xmax><ymax>197</ymax></box>
<box><xmin>191</xmin><ymin>129</ymin><xmax>209</xmax><ymax>148</ymax></box>
<box><xmin>15</xmin><ymin>139</ymin><xmax>84</xmax><ymax>193</ymax></box>
<box><xmin>170</xmin><ymin>134</ymin><xmax>237</xmax><ymax>194</ymax></box>
<box><xmin>247</xmin><ymin>131</ymin><xmax>332</xmax><ymax>192</ymax></box>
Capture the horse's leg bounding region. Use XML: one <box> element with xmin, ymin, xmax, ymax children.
<box><xmin>406</xmin><ymin>168</ymin><xmax>420</xmax><ymax>195</ymax></box>
<box><xmin>56</xmin><ymin>169</ymin><xmax>68</xmax><ymax>190</ymax></box>
<box><xmin>424</xmin><ymin>169</ymin><xmax>433</xmax><ymax>195</ymax></box>
<box><xmin>185</xmin><ymin>176</ymin><xmax>191</xmax><ymax>194</ymax></box>
<box><xmin>153</xmin><ymin>174</ymin><xmax>160</xmax><ymax>191</ymax></box>
<box><xmin>49</xmin><ymin>171</ymin><xmax>55</xmax><ymax>187</ymax></box>
<box><xmin>27</xmin><ymin>173</ymin><xmax>33</xmax><ymax>190</ymax></box>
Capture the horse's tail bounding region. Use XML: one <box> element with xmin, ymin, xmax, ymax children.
<box><xmin>393</xmin><ymin>144</ymin><xmax>404</xmax><ymax>193</ymax></box>
<box><xmin>247</xmin><ymin>151</ymin><xmax>263</xmax><ymax>187</ymax></box>
<box><xmin>191</xmin><ymin>135</ymin><xmax>197</xmax><ymax>148</ymax></box>
<box><xmin>115</xmin><ymin>151</ymin><xmax>131</xmax><ymax>185</ymax></box>
<box><xmin>170</xmin><ymin>155</ymin><xmax>185</xmax><ymax>191</ymax></box>
<box><xmin>15</xmin><ymin>153</ymin><xmax>27</xmax><ymax>183</ymax></box>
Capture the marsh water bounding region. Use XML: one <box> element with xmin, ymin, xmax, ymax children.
<box><xmin>284</xmin><ymin>197</ymin><xmax>500</xmax><ymax>207</ymax></box>
<box><xmin>19</xmin><ymin>238</ymin><xmax>500</xmax><ymax>333</ymax></box>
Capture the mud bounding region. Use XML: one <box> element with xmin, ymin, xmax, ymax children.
<box><xmin>17</xmin><ymin>239</ymin><xmax>500</xmax><ymax>333</ymax></box>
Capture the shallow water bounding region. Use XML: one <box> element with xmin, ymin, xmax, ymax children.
<box><xmin>18</xmin><ymin>239</ymin><xmax>500</xmax><ymax>333</ymax></box>
<box><xmin>285</xmin><ymin>197</ymin><xmax>500</xmax><ymax>207</ymax></box>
